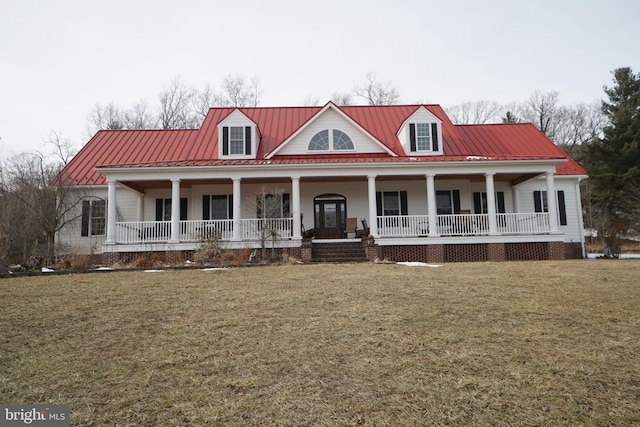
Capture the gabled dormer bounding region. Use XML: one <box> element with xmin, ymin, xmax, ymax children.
<box><xmin>397</xmin><ymin>106</ymin><xmax>443</xmax><ymax>156</ymax></box>
<box><xmin>218</xmin><ymin>109</ymin><xmax>260</xmax><ymax>159</ymax></box>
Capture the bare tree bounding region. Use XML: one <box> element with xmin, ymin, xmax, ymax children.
<box><xmin>218</xmin><ymin>73</ymin><xmax>262</xmax><ymax>108</ymax></box>
<box><xmin>331</xmin><ymin>92</ymin><xmax>353</xmax><ymax>106</ymax></box>
<box><xmin>445</xmin><ymin>100</ymin><xmax>503</xmax><ymax>124</ymax></box>
<box><xmin>0</xmin><ymin>134</ymin><xmax>82</xmax><ymax>265</ymax></box>
<box><xmin>302</xmin><ymin>94</ymin><xmax>320</xmax><ymax>106</ymax></box>
<box><xmin>518</xmin><ymin>91</ymin><xmax>562</xmax><ymax>141</ymax></box>
<box><xmin>252</xmin><ymin>186</ymin><xmax>288</xmax><ymax>260</ymax></box>
<box><xmin>158</xmin><ymin>77</ymin><xmax>201</xmax><ymax>129</ymax></box>
<box><xmin>354</xmin><ymin>72</ymin><xmax>400</xmax><ymax>105</ymax></box>
<box><xmin>87</xmin><ymin>102</ymin><xmax>126</xmax><ymax>135</ymax></box>
<box><xmin>124</xmin><ymin>100</ymin><xmax>158</xmax><ymax>129</ymax></box>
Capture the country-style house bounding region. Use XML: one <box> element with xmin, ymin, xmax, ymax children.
<box><xmin>56</xmin><ymin>102</ymin><xmax>588</xmax><ymax>263</ymax></box>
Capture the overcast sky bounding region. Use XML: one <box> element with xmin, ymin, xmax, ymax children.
<box><xmin>1</xmin><ymin>0</ymin><xmax>639</xmax><ymax>155</ymax></box>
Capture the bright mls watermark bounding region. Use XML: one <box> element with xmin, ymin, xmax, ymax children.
<box><xmin>1</xmin><ymin>405</ymin><xmax>69</xmax><ymax>426</ymax></box>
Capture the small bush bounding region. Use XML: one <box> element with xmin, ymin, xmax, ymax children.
<box><xmin>194</xmin><ymin>235</ymin><xmax>222</xmax><ymax>264</ymax></box>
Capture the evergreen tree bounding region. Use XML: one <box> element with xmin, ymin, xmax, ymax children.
<box><xmin>583</xmin><ymin>67</ymin><xmax>640</xmax><ymax>255</ymax></box>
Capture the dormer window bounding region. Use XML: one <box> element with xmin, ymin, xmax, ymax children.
<box><xmin>308</xmin><ymin>129</ymin><xmax>354</xmax><ymax>151</ymax></box>
<box><xmin>222</xmin><ymin>126</ymin><xmax>252</xmax><ymax>156</ymax></box>
<box><xmin>409</xmin><ymin>123</ymin><xmax>439</xmax><ymax>153</ymax></box>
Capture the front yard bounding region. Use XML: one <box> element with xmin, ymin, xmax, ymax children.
<box><xmin>1</xmin><ymin>261</ymin><xmax>639</xmax><ymax>425</ymax></box>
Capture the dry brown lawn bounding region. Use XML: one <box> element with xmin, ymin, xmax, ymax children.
<box><xmin>1</xmin><ymin>260</ymin><xmax>639</xmax><ymax>426</ymax></box>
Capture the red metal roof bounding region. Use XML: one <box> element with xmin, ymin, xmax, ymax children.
<box><xmin>59</xmin><ymin>105</ymin><xmax>586</xmax><ymax>185</ymax></box>
<box><xmin>455</xmin><ymin>123</ymin><xmax>587</xmax><ymax>175</ymax></box>
<box><xmin>60</xmin><ymin>129</ymin><xmax>198</xmax><ymax>185</ymax></box>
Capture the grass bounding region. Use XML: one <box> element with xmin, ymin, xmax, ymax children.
<box><xmin>1</xmin><ymin>260</ymin><xmax>639</xmax><ymax>426</ymax></box>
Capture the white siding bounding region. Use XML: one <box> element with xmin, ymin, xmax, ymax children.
<box><xmin>514</xmin><ymin>176</ymin><xmax>584</xmax><ymax>244</ymax></box>
<box><xmin>398</xmin><ymin>107</ymin><xmax>443</xmax><ymax>156</ymax></box>
<box><xmin>218</xmin><ymin>110</ymin><xmax>258</xmax><ymax>159</ymax></box>
<box><xmin>56</xmin><ymin>185</ymin><xmax>139</xmax><ymax>255</ymax></box>
<box><xmin>277</xmin><ymin>109</ymin><xmax>388</xmax><ymax>155</ymax></box>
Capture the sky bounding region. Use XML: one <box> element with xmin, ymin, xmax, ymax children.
<box><xmin>1</xmin><ymin>0</ymin><xmax>639</xmax><ymax>156</ymax></box>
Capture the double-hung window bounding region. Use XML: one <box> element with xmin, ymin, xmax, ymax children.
<box><xmin>222</xmin><ymin>126</ymin><xmax>252</xmax><ymax>156</ymax></box>
<box><xmin>533</xmin><ymin>190</ymin><xmax>567</xmax><ymax>226</ymax></box>
<box><xmin>409</xmin><ymin>123</ymin><xmax>439</xmax><ymax>153</ymax></box>
<box><xmin>81</xmin><ymin>199</ymin><xmax>105</xmax><ymax>236</ymax></box>
<box><xmin>435</xmin><ymin>190</ymin><xmax>461</xmax><ymax>215</ymax></box>
<box><xmin>203</xmin><ymin>195</ymin><xmax>233</xmax><ymax>220</ymax></box>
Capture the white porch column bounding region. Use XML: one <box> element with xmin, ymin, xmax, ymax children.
<box><xmin>106</xmin><ymin>179</ymin><xmax>117</xmax><ymax>245</ymax></box>
<box><xmin>485</xmin><ymin>173</ymin><xmax>498</xmax><ymax>235</ymax></box>
<box><xmin>367</xmin><ymin>175</ymin><xmax>378</xmax><ymax>237</ymax></box>
<box><xmin>137</xmin><ymin>192</ymin><xmax>144</xmax><ymax>222</ymax></box>
<box><xmin>232</xmin><ymin>178</ymin><xmax>242</xmax><ymax>241</ymax></box>
<box><xmin>546</xmin><ymin>172</ymin><xmax>560</xmax><ymax>233</ymax></box>
<box><xmin>170</xmin><ymin>178</ymin><xmax>181</xmax><ymax>242</ymax></box>
<box><xmin>426</xmin><ymin>173</ymin><xmax>438</xmax><ymax>237</ymax></box>
<box><xmin>291</xmin><ymin>176</ymin><xmax>302</xmax><ymax>240</ymax></box>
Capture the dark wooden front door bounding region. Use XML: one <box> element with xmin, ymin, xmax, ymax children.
<box><xmin>314</xmin><ymin>195</ymin><xmax>346</xmax><ymax>239</ymax></box>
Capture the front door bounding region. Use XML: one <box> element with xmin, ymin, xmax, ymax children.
<box><xmin>314</xmin><ymin>194</ymin><xmax>346</xmax><ymax>239</ymax></box>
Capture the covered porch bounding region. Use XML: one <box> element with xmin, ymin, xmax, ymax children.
<box><xmin>100</xmin><ymin>162</ymin><xmax>564</xmax><ymax>253</ymax></box>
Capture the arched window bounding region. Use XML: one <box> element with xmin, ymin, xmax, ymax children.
<box><xmin>332</xmin><ymin>130</ymin><xmax>354</xmax><ymax>150</ymax></box>
<box><xmin>308</xmin><ymin>129</ymin><xmax>354</xmax><ymax>151</ymax></box>
<box><xmin>308</xmin><ymin>130</ymin><xmax>330</xmax><ymax>151</ymax></box>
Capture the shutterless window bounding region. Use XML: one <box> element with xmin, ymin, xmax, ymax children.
<box><xmin>81</xmin><ymin>199</ymin><xmax>106</xmax><ymax>236</ymax></box>
<box><xmin>332</xmin><ymin>130</ymin><xmax>354</xmax><ymax>150</ymax></box>
<box><xmin>229</xmin><ymin>127</ymin><xmax>245</xmax><ymax>155</ymax></box>
<box><xmin>308</xmin><ymin>129</ymin><xmax>354</xmax><ymax>151</ymax></box>
<box><xmin>415</xmin><ymin>123</ymin><xmax>431</xmax><ymax>151</ymax></box>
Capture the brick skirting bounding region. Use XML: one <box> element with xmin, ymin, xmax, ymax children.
<box><xmin>101</xmin><ymin>241</ymin><xmax>584</xmax><ymax>265</ymax></box>
<box><xmin>380</xmin><ymin>242</ymin><xmax>583</xmax><ymax>263</ymax></box>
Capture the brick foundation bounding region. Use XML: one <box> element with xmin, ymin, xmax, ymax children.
<box><xmin>444</xmin><ymin>244</ymin><xmax>488</xmax><ymax>262</ymax></box>
<box><xmin>505</xmin><ymin>243</ymin><xmax>548</xmax><ymax>261</ymax></box>
<box><xmin>487</xmin><ymin>243</ymin><xmax>505</xmax><ymax>262</ymax></box>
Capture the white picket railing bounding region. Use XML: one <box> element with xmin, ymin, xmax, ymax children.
<box><xmin>376</xmin><ymin>213</ymin><xmax>549</xmax><ymax>237</ymax></box>
<box><xmin>497</xmin><ymin>213</ymin><xmax>550</xmax><ymax>234</ymax></box>
<box><xmin>114</xmin><ymin>213</ymin><xmax>549</xmax><ymax>244</ymax></box>
<box><xmin>241</xmin><ymin>218</ymin><xmax>293</xmax><ymax>240</ymax></box>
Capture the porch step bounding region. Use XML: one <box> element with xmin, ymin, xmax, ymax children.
<box><xmin>311</xmin><ymin>242</ymin><xmax>368</xmax><ymax>263</ymax></box>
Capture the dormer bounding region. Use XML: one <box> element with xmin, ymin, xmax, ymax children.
<box><xmin>397</xmin><ymin>106</ymin><xmax>443</xmax><ymax>156</ymax></box>
<box><xmin>218</xmin><ymin>109</ymin><xmax>260</xmax><ymax>159</ymax></box>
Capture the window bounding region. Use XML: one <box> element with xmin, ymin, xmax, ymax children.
<box><xmin>436</xmin><ymin>190</ymin><xmax>461</xmax><ymax>215</ymax></box>
<box><xmin>376</xmin><ymin>191</ymin><xmax>408</xmax><ymax>216</ymax></box>
<box><xmin>308</xmin><ymin>129</ymin><xmax>354</xmax><ymax>151</ymax></box>
<box><xmin>533</xmin><ymin>190</ymin><xmax>567</xmax><ymax>226</ymax></box>
<box><xmin>222</xmin><ymin>126</ymin><xmax>252</xmax><ymax>156</ymax></box>
<box><xmin>81</xmin><ymin>199</ymin><xmax>105</xmax><ymax>236</ymax></box>
<box><xmin>473</xmin><ymin>192</ymin><xmax>506</xmax><ymax>214</ymax></box>
<box><xmin>203</xmin><ymin>195</ymin><xmax>233</xmax><ymax>220</ymax></box>
<box><xmin>309</xmin><ymin>130</ymin><xmax>329</xmax><ymax>151</ymax></box>
<box><xmin>256</xmin><ymin>193</ymin><xmax>290</xmax><ymax>218</ymax></box>
<box><xmin>155</xmin><ymin>198</ymin><xmax>187</xmax><ymax>221</ymax></box>
<box><xmin>409</xmin><ymin>123</ymin><xmax>439</xmax><ymax>152</ymax></box>
<box><xmin>332</xmin><ymin>130</ymin><xmax>354</xmax><ymax>150</ymax></box>
<box><xmin>416</xmin><ymin>123</ymin><xmax>431</xmax><ymax>151</ymax></box>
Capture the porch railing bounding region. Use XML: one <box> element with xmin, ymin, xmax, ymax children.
<box><xmin>497</xmin><ymin>213</ymin><xmax>550</xmax><ymax>234</ymax></box>
<box><xmin>115</xmin><ymin>218</ymin><xmax>292</xmax><ymax>244</ymax></box>
<box><xmin>241</xmin><ymin>218</ymin><xmax>293</xmax><ymax>240</ymax></box>
<box><xmin>114</xmin><ymin>214</ymin><xmax>549</xmax><ymax>244</ymax></box>
<box><xmin>116</xmin><ymin>221</ymin><xmax>171</xmax><ymax>243</ymax></box>
<box><xmin>376</xmin><ymin>213</ymin><xmax>549</xmax><ymax>237</ymax></box>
